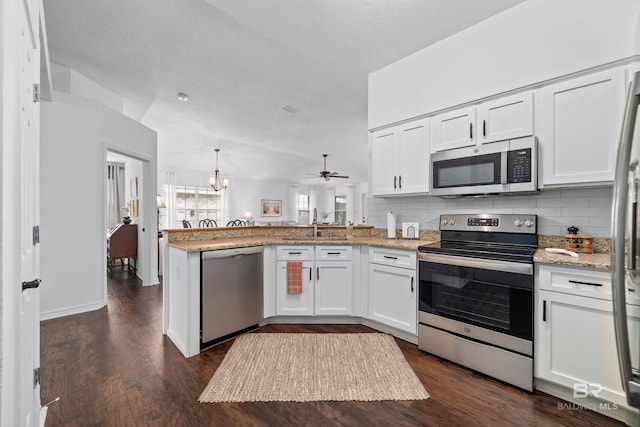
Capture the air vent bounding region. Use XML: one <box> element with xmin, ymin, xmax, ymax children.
<box><xmin>279</xmin><ymin>104</ymin><xmax>299</xmax><ymax>114</ymax></box>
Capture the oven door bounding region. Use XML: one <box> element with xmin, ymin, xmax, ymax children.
<box><xmin>418</xmin><ymin>253</ymin><xmax>533</xmax><ymax>353</ymax></box>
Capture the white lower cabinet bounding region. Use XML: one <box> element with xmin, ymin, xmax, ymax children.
<box><xmin>536</xmin><ymin>264</ymin><xmax>640</xmax><ymax>408</ymax></box>
<box><xmin>275</xmin><ymin>245</ymin><xmax>353</xmax><ymax>316</ymax></box>
<box><xmin>368</xmin><ymin>248</ymin><xmax>417</xmax><ymax>334</ymax></box>
<box><xmin>276</xmin><ymin>260</ymin><xmax>315</xmax><ymax>315</ymax></box>
<box><xmin>315</xmin><ymin>261</ymin><xmax>352</xmax><ymax>315</ymax></box>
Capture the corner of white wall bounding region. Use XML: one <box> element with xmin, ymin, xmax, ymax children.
<box><xmin>50</xmin><ymin>62</ymin><xmax>123</xmax><ymax>113</ymax></box>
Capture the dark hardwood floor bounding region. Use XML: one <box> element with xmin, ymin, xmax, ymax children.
<box><xmin>41</xmin><ymin>267</ymin><xmax>624</xmax><ymax>426</ymax></box>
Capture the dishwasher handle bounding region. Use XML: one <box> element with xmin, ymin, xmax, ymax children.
<box><xmin>202</xmin><ymin>246</ymin><xmax>263</xmax><ymax>260</ymax></box>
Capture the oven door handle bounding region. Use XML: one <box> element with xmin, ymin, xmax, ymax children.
<box><xmin>418</xmin><ymin>253</ymin><xmax>533</xmax><ymax>275</ymax></box>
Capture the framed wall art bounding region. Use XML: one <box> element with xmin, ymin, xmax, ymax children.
<box><xmin>260</xmin><ymin>199</ymin><xmax>282</xmax><ymax>217</ymax></box>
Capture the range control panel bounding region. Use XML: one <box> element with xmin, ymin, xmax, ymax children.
<box><xmin>439</xmin><ymin>214</ymin><xmax>537</xmax><ymax>234</ymax></box>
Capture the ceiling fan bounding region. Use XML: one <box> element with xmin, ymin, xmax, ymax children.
<box><xmin>305</xmin><ymin>154</ymin><xmax>349</xmax><ymax>181</ymax></box>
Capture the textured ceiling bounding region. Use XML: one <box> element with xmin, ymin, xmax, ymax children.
<box><xmin>43</xmin><ymin>0</ymin><xmax>524</xmax><ymax>184</ymax></box>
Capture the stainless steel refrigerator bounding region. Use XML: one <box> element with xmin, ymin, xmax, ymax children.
<box><xmin>612</xmin><ymin>70</ymin><xmax>640</xmax><ymax>411</ymax></box>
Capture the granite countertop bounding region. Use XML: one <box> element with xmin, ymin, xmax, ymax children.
<box><xmin>168</xmin><ymin>236</ymin><xmax>435</xmax><ymax>252</ymax></box>
<box><xmin>169</xmin><ymin>235</ymin><xmax>612</xmax><ymax>270</ymax></box>
<box><xmin>533</xmin><ymin>249</ymin><xmax>611</xmax><ymax>270</ymax></box>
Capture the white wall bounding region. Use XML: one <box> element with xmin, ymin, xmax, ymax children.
<box><xmin>228</xmin><ymin>178</ymin><xmax>295</xmax><ymax>224</ymax></box>
<box><xmin>368</xmin><ymin>187</ymin><xmax>613</xmax><ymax>238</ymax></box>
<box><xmin>51</xmin><ymin>62</ymin><xmax>123</xmax><ymax>113</ymax></box>
<box><xmin>40</xmin><ymin>90</ymin><xmax>157</xmax><ymax>319</ymax></box>
<box><xmin>368</xmin><ymin>0</ymin><xmax>640</xmax><ymax>129</ymax></box>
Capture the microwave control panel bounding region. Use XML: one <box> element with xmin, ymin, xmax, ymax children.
<box><xmin>508</xmin><ymin>148</ymin><xmax>532</xmax><ymax>183</ymax></box>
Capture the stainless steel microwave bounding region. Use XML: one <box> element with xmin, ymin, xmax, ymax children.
<box><xmin>430</xmin><ymin>136</ymin><xmax>537</xmax><ymax>198</ymax></box>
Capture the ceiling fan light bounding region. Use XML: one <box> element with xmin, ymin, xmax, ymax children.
<box><xmin>177</xmin><ymin>92</ymin><xmax>189</xmax><ymax>101</ymax></box>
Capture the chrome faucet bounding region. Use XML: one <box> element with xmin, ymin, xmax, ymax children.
<box><xmin>312</xmin><ymin>208</ymin><xmax>318</xmax><ymax>239</ymax></box>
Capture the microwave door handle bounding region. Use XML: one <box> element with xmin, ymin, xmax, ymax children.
<box><xmin>501</xmin><ymin>151</ymin><xmax>508</xmax><ymax>185</ymax></box>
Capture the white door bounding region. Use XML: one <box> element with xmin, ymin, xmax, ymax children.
<box><xmin>18</xmin><ymin>0</ymin><xmax>42</xmax><ymax>424</ymax></box>
<box><xmin>276</xmin><ymin>261</ymin><xmax>314</xmax><ymax>315</ymax></box>
<box><xmin>536</xmin><ymin>290</ymin><xmax>640</xmax><ymax>407</ymax></box>
<box><xmin>476</xmin><ymin>92</ymin><xmax>534</xmax><ymax>144</ymax></box>
<box><xmin>540</xmin><ymin>68</ymin><xmax>625</xmax><ymax>186</ymax></box>
<box><xmin>431</xmin><ymin>106</ymin><xmax>476</xmax><ymax>152</ymax></box>
<box><xmin>368</xmin><ymin>263</ymin><xmax>416</xmax><ymax>334</ymax></box>
<box><xmin>315</xmin><ymin>261</ymin><xmax>352</xmax><ymax>315</ymax></box>
<box><xmin>370</xmin><ymin>128</ymin><xmax>398</xmax><ymax>195</ymax></box>
<box><xmin>397</xmin><ymin>119</ymin><xmax>430</xmax><ymax>194</ymax></box>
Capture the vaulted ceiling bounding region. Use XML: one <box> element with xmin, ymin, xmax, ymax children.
<box><xmin>43</xmin><ymin>0</ymin><xmax>524</xmax><ymax>184</ymax></box>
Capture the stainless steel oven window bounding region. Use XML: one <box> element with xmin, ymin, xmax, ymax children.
<box><xmin>419</xmin><ymin>260</ymin><xmax>533</xmax><ymax>341</ymax></box>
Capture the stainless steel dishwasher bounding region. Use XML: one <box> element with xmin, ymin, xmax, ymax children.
<box><xmin>201</xmin><ymin>246</ymin><xmax>263</xmax><ymax>348</ymax></box>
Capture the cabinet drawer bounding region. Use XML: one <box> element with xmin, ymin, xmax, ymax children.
<box><xmin>369</xmin><ymin>247</ymin><xmax>416</xmax><ymax>268</ymax></box>
<box><xmin>316</xmin><ymin>246</ymin><xmax>352</xmax><ymax>261</ymax></box>
<box><xmin>536</xmin><ymin>264</ymin><xmax>611</xmax><ymax>300</ymax></box>
<box><xmin>276</xmin><ymin>246</ymin><xmax>315</xmax><ymax>261</ymax></box>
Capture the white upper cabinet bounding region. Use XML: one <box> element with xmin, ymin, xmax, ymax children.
<box><xmin>477</xmin><ymin>92</ymin><xmax>534</xmax><ymax>144</ymax></box>
<box><xmin>431</xmin><ymin>106</ymin><xmax>476</xmax><ymax>152</ymax></box>
<box><xmin>539</xmin><ymin>68</ymin><xmax>626</xmax><ymax>186</ymax></box>
<box><xmin>370</xmin><ymin>118</ymin><xmax>430</xmax><ymax>196</ymax></box>
<box><xmin>370</xmin><ymin>129</ymin><xmax>397</xmax><ymax>195</ymax></box>
<box><xmin>431</xmin><ymin>93</ymin><xmax>533</xmax><ymax>152</ymax></box>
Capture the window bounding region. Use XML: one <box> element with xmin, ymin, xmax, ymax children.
<box><xmin>334</xmin><ymin>195</ymin><xmax>347</xmax><ymax>225</ymax></box>
<box><xmin>297</xmin><ymin>194</ymin><xmax>310</xmax><ymax>225</ymax></box>
<box><xmin>175</xmin><ymin>186</ymin><xmax>223</xmax><ymax>228</ymax></box>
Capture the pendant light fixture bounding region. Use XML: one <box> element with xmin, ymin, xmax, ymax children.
<box><xmin>209</xmin><ymin>148</ymin><xmax>229</xmax><ymax>191</ymax></box>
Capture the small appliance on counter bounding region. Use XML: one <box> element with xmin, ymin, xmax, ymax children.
<box><xmin>402</xmin><ymin>222</ymin><xmax>419</xmax><ymax>239</ymax></box>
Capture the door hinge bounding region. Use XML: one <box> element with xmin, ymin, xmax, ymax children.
<box><xmin>33</xmin><ymin>83</ymin><xmax>40</xmax><ymax>103</ymax></box>
<box><xmin>33</xmin><ymin>367</ymin><xmax>40</xmax><ymax>388</ymax></box>
<box><xmin>33</xmin><ymin>225</ymin><xmax>40</xmax><ymax>245</ymax></box>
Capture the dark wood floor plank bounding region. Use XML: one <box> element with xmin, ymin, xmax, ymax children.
<box><xmin>40</xmin><ymin>268</ymin><xmax>625</xmax><ymax>427</ymax></box>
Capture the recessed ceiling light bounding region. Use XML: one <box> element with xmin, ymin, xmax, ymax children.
<box><xmin>177</xmin><ymin>92</ymin><xmax>189</xmax><ymax>102</ymax></box>
<box><xmin>279</xmin><ymin>104</ymin><xmax>299</xmax><ymax>114</ymax></box>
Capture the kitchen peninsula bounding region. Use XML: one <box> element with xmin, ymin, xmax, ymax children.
<box><xmin>162</xmin><ymin>225</ymin><xmax>438</xmax><ymax>357</ymax></box>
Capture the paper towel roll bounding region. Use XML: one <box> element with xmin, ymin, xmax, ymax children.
<box><xmin>387</xmin><ymin>211</ymin><xmax>396</xmax><ymax>239</ymax></box>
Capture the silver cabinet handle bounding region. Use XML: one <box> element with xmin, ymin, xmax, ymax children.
<box><xmin>410</xmin><ymin>277</ymin><xmax>414</xmax><ymax>293</ymax></box>
<box><xmin>568</xmin><ymin>279</ymin><xmax>603</xmax><ymax>287</ymax></box>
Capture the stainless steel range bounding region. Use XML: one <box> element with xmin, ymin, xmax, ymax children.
<box><xmin>418</xmin><ymin>213</ymin><xmax>537</xmax><ymax>391</ymax></box>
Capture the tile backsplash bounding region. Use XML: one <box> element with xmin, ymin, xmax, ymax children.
<box><xmin>367</xmin><ymin>187</ymin><xmax>613</xmax><ymax>238</ymax></box>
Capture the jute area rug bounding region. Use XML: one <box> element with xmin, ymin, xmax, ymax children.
<box><xmin>198</xmin><ymin>333</ymin><xmax>430</xmax><ymax>403</ymax></box>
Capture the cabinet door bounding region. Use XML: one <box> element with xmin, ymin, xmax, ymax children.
<box><xmin>540</xmin><ymin>68</ymin><xmax>625</xmax><ymax>186</ymax></box>
<box><xmin>368</xmin><ymin>263</ymin><xmax>416</xmax><ymax>334</ymax></box>
<box><xmin>315</xmin><ymin>261</ymin><xmax>353</xmax><ymax>315</ymax></box>
<box><xmin>397</xmin><ymin>119</ymin><xmax>430</xmax><ymax>194</ymax></box>
<box><xmin>276</xmin><ymin>260</ymin><xmax>314</xmax><ymax>316</ymax></box>
<box><xmin>476</xmin><ymin>92</ymin><xmax>533</xmax><ymax>144</ymax></box>
<box><xmin>536</xmin><ymin>290</ymin><xmax>640</xmax><ymax>407</ymax></box>
<box><xmin>432</xmin><ymin>106</ymin><xmax>476</xmax><ymax>152</ymax></box>
<box><xmin>370</xmin><ymin>128</ymin><xmax>398</xmax><ymax>195</ymax></box>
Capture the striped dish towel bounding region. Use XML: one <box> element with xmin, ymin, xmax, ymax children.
<box><xmin>287</xmin><ymin>260</ymin><xmax>303</xmax><ymax>294</ymax></box>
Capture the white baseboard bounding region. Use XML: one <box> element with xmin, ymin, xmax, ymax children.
<box><xmin>40</xmin><ymin>300</ymin><xmax>106</xmax><ymax>321</ymax></box>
